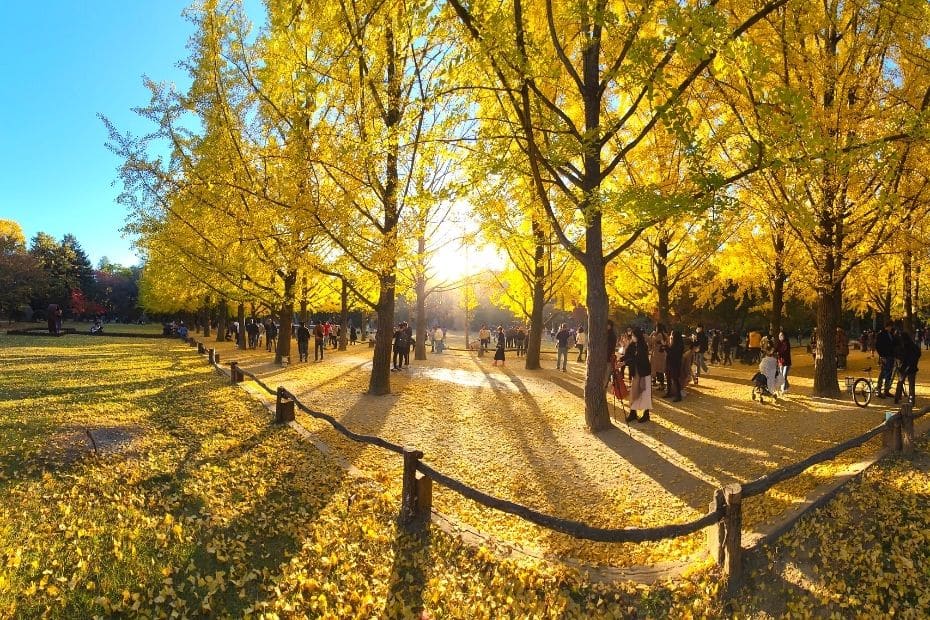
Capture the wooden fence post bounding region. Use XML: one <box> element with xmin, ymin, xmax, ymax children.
<box><xmin>723</xmin><ymin>483</ymin><xmax>743</xmax><ymax>595</ymax></box>
<box><xmin>400</xmin><ymin>446</ymin><xmax>428</xmax><ymax>529</ymax></box>
<box><xmin>706</xmin><ymin>488</ymin><xmax>726</xmax><ymax>566</ymax></box>
<box><xmin>900</xmin><ymin>403</ymin><xmax>915</xmax><ymax>455</ymax></box>
<box><xmin>229</xmin><ymin>361</ymin><xmax>243</xmax><ymax>384</ymax></box>
<box><xmin>275</xmin><ymin>388</ymin><xmax>295</xmax><ymax>423</ymax></box>
<box><xmin>208</xmin><ymin>348</ymin><xmax>215</xmax><ymax>364</ymax></box>
<box><xmin>883</xmin><ymin>412</ymin><xmax>902</xmax><ymax>453</ymax></box>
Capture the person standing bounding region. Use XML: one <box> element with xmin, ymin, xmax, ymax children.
<box><xmin>266</xmin><ymin>320</ymin><xmax>278</xmax><ymax>353</ymax></box>
<box><xmin>623</xmin><ymin>327</ymin><xmax>653</xmax><ymax>422</ymax></box>
<box><xmin>433</xmin><ymin>326</ymin><xmax>444</xmax><ymax>354</ymax></box>
<box><xmin>875</xmin><ymin>322</ymin><xmax>896</xmax><ymax>398</ymax></box>
<box><xmin>664</xmin><ymin>330</ymin><xmax>684</xmax><ymax>402</ymax></box>
<box><xmin>313</xmin><ymin>322</ymin><xmax>326</xmax><ymax>362</ymax></box>
<box><xmin>649</xmin><ymin>325</ymin><xmax>667</xmax><ymax>389</ymax></box>
<box><xmin>774</xmin><ymin>330</ymin><xmax>792</xmax><ymax>394</ymax></box>
<box><xmin>894</xmin><ymin>331</ymin><xmax>921</xmax><ymax>405</ymax></box>
<box><xmin>555</xmin><ymin>323</ymin><xmax>571</xmax><ymax>372</ymax></box>
<box><xmin>836</xmin><ymin>327</ymin><xmax>849</xmax><ymax>370</ymax></box>
<box><xmin>493</xmin><ymin>325</ymin><xmax>506</xmax><ymax>366</ymax></box>
<box><xmin>478</xmin><ymin>324</ymin><xmax>490</xmax><ymax>355</ymax></box>
<box><xmin>402</xmin><ymin>322</ymin><xmax>413</xmax><ymax>367</ymax></box>
<box><xmin>723</xmin><ymin>329</ymin><xmax>737</xmax><ymax>366</ymax></box>
<box><xmin>575</xmin><ymin>326</ymin><xmax>587</xmax><ymax>362</ymax></box>
<box><xmin>694</xmin><ymin>325</ymin><xmax>709</xmax><ymax>378</ymax></box>
<box><xmin>392</xmin><ymin>324</ymin><xmax>406</xmax><ymax>371</ymax></box>
<box><xmin>296</xmin><ymin>321</ymin><xmax>311</xmax><ymax>362</ymax></box>
<box><xmin>516</xmin><ymin>325</ymin><xmax>527</xmax><ymax>357</ymax></box>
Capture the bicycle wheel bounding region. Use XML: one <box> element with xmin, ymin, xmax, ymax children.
<box><xmin>852</xmin><ymin>379</ymin><xmax>872</xmax><ymax>407</ymax></box>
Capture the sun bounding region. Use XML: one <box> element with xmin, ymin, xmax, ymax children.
<box><xmin>429</xmin><ymin>240</ymin><xmax>505</xmax><ymax>282</ymax></box>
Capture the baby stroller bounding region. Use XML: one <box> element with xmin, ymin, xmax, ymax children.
<box><xmin>751</xmin><ymin>372</ymin><xmax>778</xmax><ymax>403</ymax></box>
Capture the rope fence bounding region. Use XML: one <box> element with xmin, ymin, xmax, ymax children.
<box><xmin>190</xmin><ymin>337</ymin><xmax>929</xmax><ymax>591</ymax></box>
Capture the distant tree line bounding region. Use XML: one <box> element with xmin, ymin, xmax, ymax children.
<box><xmin>0</xmin><ymin>219</ymin><xmax>141</xmax><ymax>324</ymax></box>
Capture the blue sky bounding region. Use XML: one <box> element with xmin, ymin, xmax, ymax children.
<box><xmin>0</xmin><ymin>2</ymin><xmax>262</xmax><ymax>268</ymax></box>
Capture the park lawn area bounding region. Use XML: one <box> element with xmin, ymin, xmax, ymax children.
<box><xmin>0</xmin><ymin>334</ymin><xmax>731</xmax><ymax>618</ymax></box>
<box><xmin>3</xmin><ymin>321</ymin><xmax>164</xmax><ymax>336</ymax></box>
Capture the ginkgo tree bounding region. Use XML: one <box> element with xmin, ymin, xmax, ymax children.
<box><xmin>717</xmin><ymin>0</ymin><xmax>930</xmax><ymax>396</ymax></box>
<box><xmin>447</xmin><ymin>0</ymin><xmax>790</xmax><ymax>430</ymax></box>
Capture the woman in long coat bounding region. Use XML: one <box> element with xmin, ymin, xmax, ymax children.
<box><xmin>665</xmin><ymin>330</ymin><xmax>684</xmax><ymax>401</ymax></box>
<box><xmin>649</xmin><ymin>325</ymin><xmax>667</xmax><ymax>388</ymax></box>
<box><xmin>623</xmin><ymin>326</ymin><xmax>653</xmax><ymax>423</ymax></box>
<box><xmin>493</xmin><ymin>325</ymin><xmax>506</xmax><ymax>366</ymax></box>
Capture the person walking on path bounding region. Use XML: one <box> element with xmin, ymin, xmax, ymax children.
<box><xmin>774</xmin><ymin>330</ymin><xmax>792</xmax><ymax>394</ymax></box>
<box><xmin>313</xmin><ymin>322</ymin><xmax>326</xmax><ymax>362</ymax></box>
<box><xmin>664</xmin><ymin>330</ymin><xmax>684</xmax><ymax>402</ymax></box>
<box><xmin>493</xmin><ymin>326</ymin><xmax>506</xmax><ymax>366</ymax></box>
<box><xmin>296</xmin><ymin>321</ymin><xmax>311</xmax><ymax>362</ymax></box>
<box><xmin>575</xmin><ymin>326</ymin><xmax>588</xmax><ymax>362</ymax></box>
<box><xmin>623</xmin><ymin>326</ymin><xmax>653</xmax><ymax>422</ymax></box>
<box><xmin>875</xmin><ymin>322</ymin><xmax>897</xmax><ymax>398</ymax></box>
<box><xmin>694</xmin><ymin>325</ymin><xmax>709</xmax><ymax>378</ymax></box>
<box><xmin>555</xmin><ymin>323</ymin><xmax>571</xmax><ymax>371</ymax></box>
<box><xmin>894</xmin><ymin>331</ymin><xmax>921</xmax><ymax>405</ymax></box>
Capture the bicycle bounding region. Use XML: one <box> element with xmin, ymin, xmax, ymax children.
<box><xmin>845</xmin><ymin>366</ymin><xmax>873</xmax><ymax>408</ymax></box>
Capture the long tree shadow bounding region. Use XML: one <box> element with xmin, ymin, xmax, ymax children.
<box><xmin>383</xmin><ymin>524</ymin><xmax>432</xmax><ymax>619</ymax></box>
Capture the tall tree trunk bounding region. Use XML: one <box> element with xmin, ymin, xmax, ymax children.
<box><xmin>813</xmin><ymin>284</ymin><xmax>842</xmax><ymax>397</ymax></box>
<box><xmin>770</xmin><ymin>229</ymin><xmax>786</xmax><ymax>336</ymax></box>
<box><xmin>655</xmin><ymin>236</ymin><xmax>670</xmax><ymax>327</ymax></box>
<box><xmin>883</xmin><ymin>282</ymin><xmax>893</xmax><ymax>327</ymax></box>
<box><xmin>275</xmin><ymin>271</ymin><xmax>296</xmax><ymax>365</ymax></box>
<box><xmin>339</xmin><ymin>278</ymin><xmax>348</xmax><ymax>351</ymax></box>
<box><xmin>904</xmin><ymin>250</ymin><xmax>913</xmax><ymax>333</ymax></box>
<box><xmin>525</xmin><ymin>219</ymin><xmax>546</xmax><ymax>370</ymax></box>
<box><xmin>202</xmin><ymin>296</ymin><xmax>211</xmax><ymax>338</ymax></box>
<box><xmin>583</xmin><ymin>257</ymin><xmax>611</xmax><ymax>431</ymax></box>
<box><xmin>237</xmin><ymin>302</ymin><xmax>246</xmax><ymax>350</ymax></box>
<box><xmin>299</xmin><ymin>275</ymin><xmax>308</xmax><ymax>323</ymax></box>
<box><xmin>215</xmin><ymin>298</ymin><xmax>227</xmax><ymax>343</ymax></box>
<box><xmin>414</xmin><ymin>235</ymin><xmax>428</xmax><ymax>360</ymax></box>
<box><xmin>914</xmin><ymin>261</ymin><xmax>922</xmax><ymax>316</ymax></box>
<box><xmin>369</xmin><ymin>275</ymin><xmax>396</xmax><ymax>395</ymax></box>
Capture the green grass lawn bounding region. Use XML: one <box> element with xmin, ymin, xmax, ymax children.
<box><xmin>4</xmin><ymin>321</ymin><xmax>164</xmax><ymax>335</ymax></box>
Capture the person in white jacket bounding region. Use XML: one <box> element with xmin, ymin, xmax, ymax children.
<box><xmin>758</xmin><ymin>349</ymin><xmax>779</xmax><ymax>394</ymax></box>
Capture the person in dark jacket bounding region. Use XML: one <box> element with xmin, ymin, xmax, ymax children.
<box><xmin>493</xmin><ymin>326</ymin><xmax>506</xmax><ymax>366</ymax></box>
<box><xmin>392</xmin><ymin>324</ymin><xmax>406</xmax><ymax>371</ymax></box>
<box><xmin>313</xmin><ymin>322</ymin><xmax>326</xmax><ymax>362</ymax></box>
<box><xmin>894</xmin><ymin>331</ymin><xmax>920</xmax><ymax>404</ymax></box>
<box><xmin>875</xmin><ymin>322</ymin><xmax>897</xmax><ymax>398</ymax></box>
<box><xmin>296</xmin><ymin>321</ymin><xmax>311</xmax><ymax>362</ymax></box>
<box><xmin>665</xmin><ymin>330</ymin><xmax>684</xmax><ymax>402</ymax></box>
<box><xmin>623</xmin><ymin>326</ymin><xmax>653</xmax><ymax>422</ymax></box>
